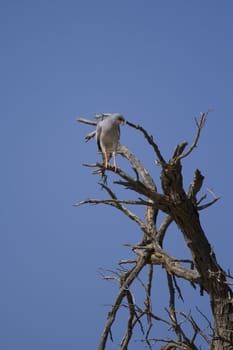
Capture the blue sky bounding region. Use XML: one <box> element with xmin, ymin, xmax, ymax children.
<box><xmin>1</xmin><ymin>1</ymin><xmax>233</xmax><ymax>349</ymax></box>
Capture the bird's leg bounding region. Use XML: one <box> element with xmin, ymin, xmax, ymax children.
<box><xmin>113</xmin><ymin>152</ymin><xmax>118</xmax><ymax>172</ymax></box>
<box><xmin>104</xmin><ymin>152</ymin><xmax>110</xmax><ymax>168</ymax></box>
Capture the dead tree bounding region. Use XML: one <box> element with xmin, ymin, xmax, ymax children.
<box><xmin>76</xmin><ymin>113</ymin><xmax>233</xmax><ymax>350</ymax></box>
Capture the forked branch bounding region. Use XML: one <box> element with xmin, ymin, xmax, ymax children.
<box><xmin>176</xmin><ymin>112</ymin><xmax>207</xmax><ymax>161</ymax></box>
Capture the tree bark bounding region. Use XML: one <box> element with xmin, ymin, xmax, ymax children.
<box><xmin>160</xmin><ymin>156</ymin><xmax>233</xmax><ymax>349</ymax></box>
<box><xmin>211</xmin><ymin>296</ymin><xmax>233</xmax><ymax>350</ymax></box>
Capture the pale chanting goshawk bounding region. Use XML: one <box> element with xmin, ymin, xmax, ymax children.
<box><xmin>96</xmin><ymin>113</ymin><xmax>125</xmax><ymax>171</ymax></box>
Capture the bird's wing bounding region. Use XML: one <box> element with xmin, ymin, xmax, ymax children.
<box><xmin>112</xmin><ymin>123</ymin><xmax>120</xmax><ymax>146</ymax></box>
<box><xmin>96</xmin><ymin>122</ymin><xmax>103</xmax><ymax>152</ymax></box>
<box><xmin>117</xmin><ymin>123</ymin><xmax>120</xmax><ymax>139</ymax></box>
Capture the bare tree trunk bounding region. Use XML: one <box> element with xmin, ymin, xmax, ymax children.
<box><xmin>211</xmin><ymin>295</ymin><xmax>233</xmax><ymax>349</ymax></box>
<box><xmin>160</xmin><ymin>139</ymin><xmax>233</xmax><ymax>349</ymax></box>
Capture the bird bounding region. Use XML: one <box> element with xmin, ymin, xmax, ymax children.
<box><xmin>96</xmin><ymin>113</ymin><xmax>125</xmax><ymax>171</ymax></box>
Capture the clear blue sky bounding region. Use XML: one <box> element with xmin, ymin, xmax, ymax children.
<box><xmin>1</xmin><ymin>1</ymin><xmax>233</xmax><ymax>349</ymax></box>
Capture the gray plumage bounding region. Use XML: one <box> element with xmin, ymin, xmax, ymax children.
<box><xmin>96</xmin><ymin>113</ymin><xmax>125</xmax><ymax>170</ymax></box>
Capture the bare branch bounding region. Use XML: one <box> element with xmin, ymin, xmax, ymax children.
<box><xmin>77</xmin><ymin>117</ymin><xmax>97</xmax><ymax>126</ymax></box>
<box><xmin>98</xmin><ymin>252</ymin><xmax>150</xmax><ymax>350</ymax></box>
<box><xmin>197</xmin><ymin>197</ymin><xmax>220</xmax><ymax>210</ymax></box>
<box><xmin>99</xmin><ymin>182</ymin><xmax>117</xmax><ymax>199</ymax></box>
<box><xmin>188</xmin><ymin>169</ymin><xmax>205</xmax><ymax>200</ymax></box>
<box><xmin>118</xmin><ymin>144</ymin><xmax>157</xmax><ymax>191</ymax></box>
<box><xmin>157</xmin><ymin>215</ymin><xmax>173</xmax><ymax>246</ymax></box>
<box><xmin>172</xmin><ymin>275</ymin><xmax>184</xmax><ymax>302</ymax></box>
<box><xmin>166</xmin><ymin>273</ymin><xmax>180</xmax><ymax>341</ymax></box>
<box><xmin>86</xmin><ymin>162</ymin><xmax>169</xmax><ymax>214</ymax></box>
<box><xmin>150</xmin><ymin>248</ymin><xmax>201</xmax><ymax>283</ymax></box>
<box><xmin>172</xmin><ymin>142</ymin><xmax>188</xmax><ymax>159</ymax></box>
<box><xmin>126</xmin><ymin>120</ymin><xmax>166</xmax><ymax>165</ymax></box>
<box><xmin>120</xmin><ymin>289</ymin><xmax>135</xmax><ymax>350</ymax></box>
<box><xmin>145</xmin><ymin>265</ymin><xmax>154</xmax><ymax>348</ymax></box>
<box><xmin>196</xmin><ymin>306</ymin><xmax>214</xmax><ymax>333</ymax></box>
<box><xmin>118</xmin><ymin>259</ymin><xmax>138</xmax><ymax>265</ymax></box>
<box><xmin>197</xmin><ymin>188</ymin><xmax>220</xmax><ymax>210</ymax></box>
<box><xmin>146</xmin><ymin>264</ymin><xmax>153</xmax><ymax>306</ymax></box>
<box><xmin>76</xmin><ymin>117</ymin><xmax>96</xmax><ymax>142</ymax></box>
<box><xmin>178</xmin><ymin>311</ymin><xmax>211</xmax><ymax>346</ymax></box>
<box><xmin>160</xmin><ymin>341</ymin><xmax>190</xmax><ymax>350</ymax></box>
<box><xmin>74</xmin><ymin>198</ymin><xmax>149</xmax><ymax>235</ymax></box>
<box><xmin>176</xmin><ymin>112</ymin><xmax>208</xmax><ymax>161</ymax></box>
<box><xmin>73</xmin><ymin>198</ymin><xmax>151</xmax><ymax>207</ymax></box>
<box><xmin>85</xmin><ymin>130</ymin><xmax>96</xmax><ymax>142</ymax></box>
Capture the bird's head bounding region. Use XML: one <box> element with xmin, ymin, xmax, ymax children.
<box><xmin>112</xmin><ymin>113</ymin><xmax>125</xmax><ymax>125</ymax></box>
